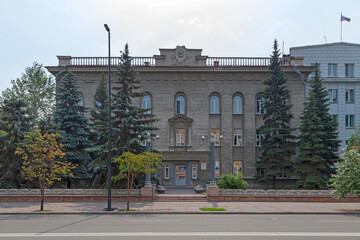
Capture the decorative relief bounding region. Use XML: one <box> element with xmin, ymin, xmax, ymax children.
<box><xmin>171</xmin><ymin>46</ymin><xmax>191</xmax><ymax>66</ymax></box>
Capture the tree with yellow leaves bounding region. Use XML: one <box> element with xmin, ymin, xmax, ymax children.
<box><xmin>113</xmin><ymin>151</ymin><xmax>163</xmax><ymax>211</ymax></box>
<box><xmin>16</xmin><ymin>129</ymin><xmax>75</xmax><ymax>211</ymax></box>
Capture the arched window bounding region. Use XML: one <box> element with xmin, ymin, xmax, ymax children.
<box><xmin>233</xmin><ymin>95</ymin><xmax>243</xmax><ymax>114</ymax></box>
<box><xmin>256</xmin><ymin>95</ymin><xmax>264</xmax><ymax>114</ymax></box>
<box><xmin>142</xmin><ymin>95</ymin><xmax>151</xmax><ymax>114</ymax></box>
<box><xmin>176</xmin><ymin>95</ymin><xmax>185</xmax><ymax>114</ymax></box>
<box><xmin>210</xmin><ymin>95</ymin><xmax>220</xmax><ymax>114</ymax></box>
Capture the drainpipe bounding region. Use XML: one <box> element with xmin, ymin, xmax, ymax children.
<box><xmin>56</xmin><ymin>64</ymin><xmax>67</xmax><ymax>83</ymax></box>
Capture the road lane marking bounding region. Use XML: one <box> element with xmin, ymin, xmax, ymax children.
<box><xmin>0</xmin><ymin>232</ymin><xmax>360</xmax><ymax>237</ymax></box>
<box><xmin>318</xmin><ymin>220</ymin><xmax>360</xmax><ymax>223</ymax></box>
<box><xmin>129</xmin><ymin>220</ymin><xmax>179</xmax><ymax>222</ymax></box>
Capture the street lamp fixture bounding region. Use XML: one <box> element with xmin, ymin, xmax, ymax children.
<box><xmin>202</xmin><ymin>134</ymin><xmax>223</xmax><ymax>186</ymax></box>
<box><xmin>104</xmin><ymin>23</ymin><xmax>112</xmax><ymax>211</ymax></box>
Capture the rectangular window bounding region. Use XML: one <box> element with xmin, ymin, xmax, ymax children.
<box><xmin>345</xmin><ymin>89</ymin><xmax>354</xmax><ymax>103</ymax></box>
<box><xmin>256</xmin><ymin>131</ymin><xmax>264</xmax><ymax>147</ymax></box>
<box><xmin>256</xmin><ymin>96</ymin><xmax>264</xmax><ymax>114</ymax></box>
<box><xmin>211</xmin><ymin>129</ymin><xmax>220</xmax><ymax>146</ymax></box>
<box><xmin>233</xmin><ymin>161</ymin><xmax>242</xmax><ymax>176</ymax></box>
<box><xmin>277</xmin><ymin>168</ymin><xmax>290</xmax><ymax>179</ymax></box>
<box><xmin>328</xmin><ymin>64</ymin><xmax>337</xmax><ymax>77</ymax></box>
<box><xmin>176</xmin><ymin>129</ymin><xmax>185</xmax><ymax>146</ymax></box>
<box><xmin>345</xmin><ymin>115</ymin><xmax>354</xmax><ymax>128</ymax></box>
<box><xmin>164</xmin><ymin>164</ymin><xmax>170</xmax><ymax>179</ymax></box>
<box><xmin>345</xmin><ymin>64</ymin><xmax>354</xmax><ymax>77</ymax></box>
<box><xmin>192</xmin><ymin>164</ymin><xmax>197</xmax><ymax>179</ymax></box>
<box><xmin>215</xmin><ymin>161</ymin><xmax>220</xmax><ymax>178</ymax></box>
<box><xmin>328</xmin><ymin>89</ymin><xmax>337</xmax><ymax>103</ymax></box>
<box><xmin>233</xmin><ymin>129</ymin><xmax>243</xmax><ymax>146</ymax></box>
<box><xmin>332</xmin><ymin>115</ymin><xmax>337</xmax><ymax>122</ymax></box>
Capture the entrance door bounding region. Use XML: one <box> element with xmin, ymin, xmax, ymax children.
<box><xmin>175</xmin><ymin>165</ymin><xmax>187</xmax><ymax>186</ymax></box>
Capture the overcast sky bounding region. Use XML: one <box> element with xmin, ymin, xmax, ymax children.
<box><xmin>0</xmin><ymin>0</ymin><xmax>358</xmax><ymax>93</ymax></box>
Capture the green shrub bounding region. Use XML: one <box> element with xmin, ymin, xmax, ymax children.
<box><xmin>216</xmin><ymin>174</ymin><xmax>248</xmax><ymax>189</ymax></box>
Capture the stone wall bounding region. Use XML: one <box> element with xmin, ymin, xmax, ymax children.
<box><xmin>0</xmin><ymin>189</ymin><xmax>141</xmax><ymax>196</ymax></box>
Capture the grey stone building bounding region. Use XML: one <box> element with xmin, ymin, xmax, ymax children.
<box><xmin>290</xmin><ymin>42</ymin><xmax>360</xmax><ymax>150</ymax></box>
<box><xmin>46</xmin><ymin>46</ymin><xmax>312</xmax><ymax>188</ymax></box>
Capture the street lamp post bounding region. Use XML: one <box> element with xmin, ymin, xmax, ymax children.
<box><xmin>104</xmin><ymin>24</ymin><xmax>112</xmax><ymax>211</ymax></box>
<box><xmin>202</xmin><ymin>133</ymin><xmax>223</xmax><ymax>186</ymax></box>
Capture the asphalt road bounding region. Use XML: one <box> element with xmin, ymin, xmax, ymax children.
<box><xmin>0</xmin><ymin>214</ymin><xmax>360</xmax><ymax>239</ymax></box>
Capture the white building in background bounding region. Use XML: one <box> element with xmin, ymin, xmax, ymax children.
<box><xmin>290</xmin><ymin>42</ymin><xmax>360</xmax><ymax>149</ymax></box>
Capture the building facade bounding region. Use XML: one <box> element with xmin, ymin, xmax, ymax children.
<box><xmin>290</xmin><ymin>42</ymin><xmax>360</xmax><ymax>150</ymax></box>
<box><xmin>47</xmin><ymin>46</ymin><xmax>312</xmax><ymax>188</ymax></box>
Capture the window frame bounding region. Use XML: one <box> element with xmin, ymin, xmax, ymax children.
<box><xmin>328</xmin><ymin>64</ymin><xmax>337</xmax><ymax>77</ymax></box>
<box><xmin>233</xmin><ymin>95</ymin><xmax>243</xmax><ymax>114</ymax></box>
<box><xmin>176</xmin><ymin>128</ymin><xmax>185</xmax><ymax>146</ymax></box>
<box><xmin>142</xmin><ymin>95</ymin><xmax>151</xmax><ymax>114</ymax></box>
<box><xmin>345</xmin><ymin>115</ymin><xmax>354</xmax><ymax>128</ymax></box>
<box><xmin>233</xmin><ymin>161</ymin><xmax>242</xmax><ymax>176</ymax></box>
<box><xmin>210</xmin><ymin>95</ymin><xmax>220</xmax><ymax>114</ymax></box>
<box><xmin>164</xmin><ymin>164</ymin><xmax>170</xmax><ymax>179</ymax></box>
<box><xmin>345</xmin><ymin>64</ymin><xmax>354</xmax><ymax>77</ymax></box>
<box><xmin>233</xmin><ymin>129</ymin><xmax>243</xmax><ymax>146</ymax></box>
<box><xmin>328</xmin><ymin>89</ymin><xmax>337</xmax><ymax>103</ymax></box>
<box><xmin>256</xmin><ymin>95</ymin><xmax>264</xmax><ymax>114</ymax></box>
<box><xmin>256</xmin><ymin>131</ymin><xmax>264</xmax><ymax>147</ymax></box>
<box><xmin>345</xmin><ymin>89</ymin><xmax>354</xmax><ymax>103</ymax></box>
<box><xmin>175</xmin><ymin>94</ymin><xmax>186</xmax><ymax>115</ymax></box>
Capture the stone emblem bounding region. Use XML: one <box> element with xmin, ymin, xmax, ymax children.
<box><xmin>172</xmin><ymin>46</ymin><xmax>190</xmax><ymax>66</ymax></box>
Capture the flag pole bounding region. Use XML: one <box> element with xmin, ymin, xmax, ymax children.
<box><xmin>340</xmin><ymin>12</ymin><xmax>342</xmax><ymax>42</ymax></box>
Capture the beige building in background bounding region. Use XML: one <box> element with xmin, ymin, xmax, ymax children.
<box><xmin>46</xmin><ymin>46</ymin><xmax>312</xmax><ymax>188</ymax></box>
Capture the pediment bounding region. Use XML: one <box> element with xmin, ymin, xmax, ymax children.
<box><xmin>168</xmin><ymin>114</ymin><xmax>193</xmax><ymax>123</ymax></box>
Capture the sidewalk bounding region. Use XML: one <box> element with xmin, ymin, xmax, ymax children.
<box><xmin>1</xmin><ymin>201</ymin><xmax>360</xmax><ymax>214</ymax></box>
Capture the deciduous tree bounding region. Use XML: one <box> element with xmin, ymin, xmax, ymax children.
<box><xmin>113</xmin><ymin>151</ymin><xmax>163</xmax><ymax>210</ymax></box>
<box><xmin>16</xmin><ymin>129</ymin><xmax>74</xmax><ymax>211</ymax></box>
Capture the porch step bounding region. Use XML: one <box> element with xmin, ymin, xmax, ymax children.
<box><xmin>154</xmin><ymin>195</ymin><xmax>207</xmax><ymax>202</ymax></box>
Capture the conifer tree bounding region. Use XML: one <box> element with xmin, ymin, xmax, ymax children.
<box><xmin>112</xmin><ymin>44</ymin><xmax>158</xmax><ymax>157</ymax></box>
<box><xmin>0</xmin><ymin>98</ymin><xmax>30</xmax><ymax>188</ymax></box>
<box><xmin>296</xmin><ymin>63</ymin><xmax>340</xmax><ymax>189</ymax></box>
<box><xmin>87</xmin><ymin>76</ymin><xmax>109</xmax><ymax>188</ymax></box>
<box><xmin>53</xmin><ymin>72</ymin><xmax>92</xmax><ymax>187</ymax></box>
<box><xmin>256</xmin><ymin>39</ymin><xmax>297</xmax><ymax>188</ymax></box>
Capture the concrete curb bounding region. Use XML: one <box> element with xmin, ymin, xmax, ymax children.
<box><xmin>1</xmin><ymin>211</ymin><xmax>360</xmax><ymax>215</ymax></box>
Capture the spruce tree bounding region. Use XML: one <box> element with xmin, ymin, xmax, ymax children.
<box><xmin>87</xmin><ymin>76</ymin><xmax>109</xmax><ymax>188</ymax></box>
<box><xmin>53</xmin><ymin>72</ymin><xmax>92</xmax><ymax>187</ymax></box>
<box><xmin>296</xmin><ymin>63</ymin><xmax>340</xmax><ymax>189</ymax></box>
<box><xmin>256</xmin><ymin>39</ymin><xmax>297</xmax><ymax>188</ymax></box>
<box><xmin>112</xmin><ymin>44</ymin><xmax>158</xmax><ymax>157</ymax></box>
<box><xmin>0</xmin><ymin>98</ymin><xmax>30</xmax><ymax>188</ymax></box>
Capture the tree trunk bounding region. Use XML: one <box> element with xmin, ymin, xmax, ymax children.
<box><xmin>39</xmin><ymin>180</ymin><xmax>45</xmax><ymax>211</ymax></box>
<box><xmin>127</xmin><ymin>171</ymin><xmax>131</xmax><ymax>211</ymax></box>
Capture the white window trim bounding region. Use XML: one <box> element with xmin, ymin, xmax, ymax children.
<box><xmin>256</xmin><ymin>96</ymin><xmax>264</xmax><ymax>114</ymax></box>
<box><xmin>233</xmin><ymin>129</ymin><xmax>243</xmax><ymax>146</ymax></box>
<box><xmin>345</xmin><ymin>115</ymin><xmax>354</xmax><ymax>128</ymax></box>
<box><xmin>345</xmin><ymin>89</ymin><xmax>354</xmax><ymax>103</ymax></box>
<box><xmin>233</xmin><ymin>96</ymin><xmax>242</xmax><ymax>114</ymax></box>
<box><xmin>164</xmin><ymin>164</ymin><xmax>170</xmax><ymax>179</ymax></box>
<box><xmin>210</xmin><ymin>96</ymin><xmax>220</xmax><ymax>114</ymax></box>
<box><xmin>176</xmin><ymin>129</ymin><xmax>185</xmax><ymax>146</ymax></box>
<box><xmin>345</xmin><ymin>64</ymin><xmax>354</xmax><ymax>77</ymax></box>
<box><xmin>328</xmin><ymin>89</ymin><xmax>337</xmax><ymax>103</ymax></box>
<box><xmin>328</xmin><ymin>64</ymin><xmax>337</xmax><ymax>77</ymax></box>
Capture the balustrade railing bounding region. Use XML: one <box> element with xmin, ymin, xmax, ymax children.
<box><xmin>207</xmin><ymin>57</ymin><xmax>272</xmax><ymax>66</ymax></box>
<box><xmin>67</xmin><ymin>57</ymin><xmax>275</xmax><ymax>66</ymax></box>
<box><xmin>69</xmin><ymin>57</ymin><xmax>155</xmax><ymax>66</ymax></box>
